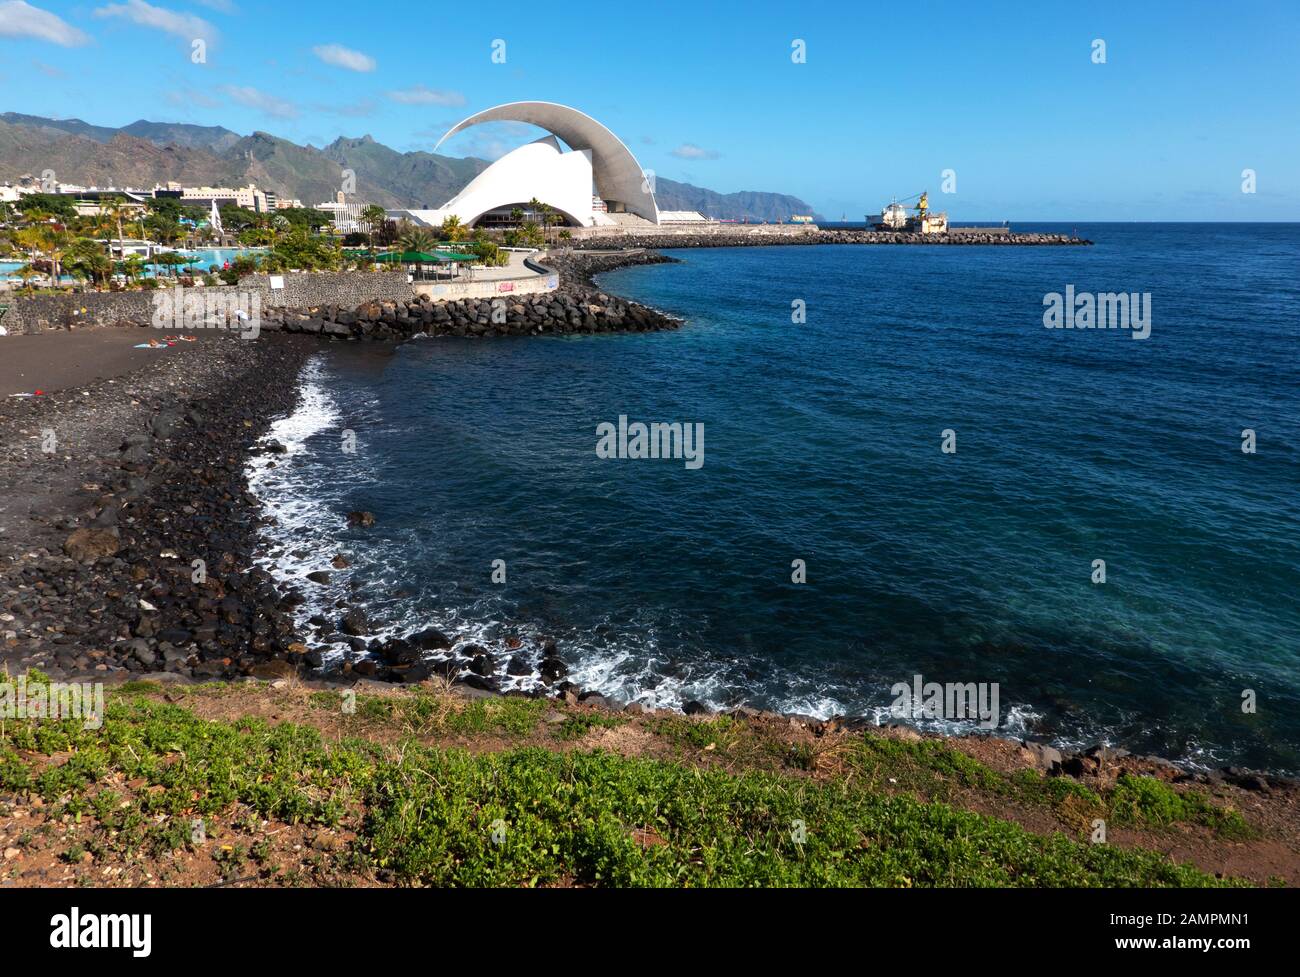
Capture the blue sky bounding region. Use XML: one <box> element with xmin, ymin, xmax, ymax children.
<box><xmin>1</xmin><ymin>0</ymin><xmax>1297</xmax><ymax>219</ymax></box>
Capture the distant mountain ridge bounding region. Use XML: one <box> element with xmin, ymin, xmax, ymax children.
<box><xmin>0</xmin><ymin>112</ymin><xmax>817</xmax><ymax>221</ymax></box>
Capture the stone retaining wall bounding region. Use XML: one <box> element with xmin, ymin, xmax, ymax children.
<box><xmin>2</xmin><ymin>290</ymin><xmax>152</xmax><ymax>335</ymax></box>
<box><xmin>1</xmin><ymin>270</ymin><xmax>421</xmax><ymax>335</ymax></box>
<box><xmin>243</xmin><ymin>270</ymin><xmax>417</xmax><ymax>310</ymax></box>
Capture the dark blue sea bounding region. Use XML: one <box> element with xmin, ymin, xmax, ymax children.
<box><xmin>250</xmin><ymin>223</ymin><xmax>1300</xmax><ymax>772</ymax></box>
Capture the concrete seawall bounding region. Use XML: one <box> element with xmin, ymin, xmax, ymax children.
<box><xmin>412</xmin><ymin>253</ymin><xmax>558</xmax><ymax>302</ymax></box>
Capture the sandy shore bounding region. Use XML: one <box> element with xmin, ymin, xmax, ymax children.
<box><xmin>0</xmin><ymin>327</ymin><xmax>210</xmax><ymax>397</ymax></box>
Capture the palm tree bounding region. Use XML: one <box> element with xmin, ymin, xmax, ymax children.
<box><xmin>92</xmin><ymin>196</ymin><xmax>128</xmax><ymax>259</ymax></box>
<box><xmin>541</xmin><ymin>204</ymin><xmax>562</xmax><ymax>245</ymax></box>
<box><xmin>398</xmin><ymin>228</ymin><xmax>435</xmax><ymax>253</ymax></box>
<box><xmin>16</xmin><ymin>263</ymin><xmax>40</xmax><ymax>293</ymax></box>
<box><xmin>15</xmin><ymin>225</ymin><xmax>72</xmax><ymax>287</ymax></box>
<box><xmin>360</xmin><ymin>204</ymin><xmax>387</xmax><ymax>254</ymax></box>
<box><xmin>540</xmin><ymin>208</ymin><xmax>550</xmax><ymax>245</ymax></box>
<box><xmin>151</xmin><ymin>251</ymin><xmax>186</xmax><ymax>278</ymax></box>
<box><xmin>145</xmin><ymin>214</ymin><xmax>183</xmax><ymax>247</ymax></box>
<box><xmin>12</xmin><ymin>226</ymin><xmax>42</xmax><ymax>262</ymax></box>
<box><xmin>397</xmin><ymin>227</ymin><xmax>436</xmax><ymax>278</ymax></box>
<box><xmin>120</xmin><ymin>254</ymin><xmax>146</xmax><ymax>285</ymax></box>
<box><xmin>439</xmin><ymin>214</ymin><xmax>465</xmax><ymax>242</ymax></box>
<box><xmin>65</xmin><ymin>238</ymin><xmax>114</xmax><ymax>289</ymax></box>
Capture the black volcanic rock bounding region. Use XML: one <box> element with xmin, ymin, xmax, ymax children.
<box><xmin>339</xmin><ymin>608</ymin><xmax>368</xmax><ymax>636</ymax></box>
<box><xmin>407</xmin><ymin>627</ymin><xmax>451</xmax><ymax>650</ymax></box>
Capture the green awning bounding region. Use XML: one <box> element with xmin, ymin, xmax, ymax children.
<box><xmin>371</xmin><ymin>250</ymin><xmax>478</xmax><ymax>263</ymax></box>
<box><xmin>373</xmin><ymin>251</ymin><xmax>441</xmax><ymax>262</ymax></box>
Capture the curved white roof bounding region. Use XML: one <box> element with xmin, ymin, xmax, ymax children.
<box><xmin>437</xmin><ymin>101</ymin><xmax>659</xmax><ymax>224</ymax></box>
<box><xmin>416</xmin><ymin>136</ymin><xmax>595</xmax><ymax>228</ymax></box>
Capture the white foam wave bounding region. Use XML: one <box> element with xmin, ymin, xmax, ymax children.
<box><xmin>243</xmin><ymin>359</ymin><xmax>1173</xmax><ymax>765</ymax></box>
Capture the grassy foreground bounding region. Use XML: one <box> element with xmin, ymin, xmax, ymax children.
<box><xmin>0</xmin><ymin>681</ymin><xmax>1249</xmax><ymax>888</ymax></box>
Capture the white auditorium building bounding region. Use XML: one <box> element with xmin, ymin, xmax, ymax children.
<box><xmin>390</xmin><ymin>102</ymin><xmax>708</xmax><ymax>230</ymax></box>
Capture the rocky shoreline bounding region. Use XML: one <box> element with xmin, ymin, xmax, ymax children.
<box><xmin>0</xmin><ymin>251</ymin><xmax>1291</xmax><ymax>793</ymax></box>
<box><xmin>0</xmin><ymin>249</ymin><xmax>684</xmax><ymax>693</ymax></box>
<box><xmin>0</xmin><ymin>335</ymin><xmax>316</xmax><ymax>685</ymax></box>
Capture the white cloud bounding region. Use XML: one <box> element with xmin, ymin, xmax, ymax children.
<box><xmin>387</xmin><ymin>85</ymin><xmax>465</xmax><ymax>106</ymax></box>
<box><xmin>94</xmin><ymin>0</ymin><xmax>217</xmax><ymax>42</ymax></box>
<box><xmin>312</xmin><ymin>42</ymin><xmax>376</xmax><ymax>72</ymax></box>
<box><xmin>0</xmin><ymin>2</ymin><xmax>91</xmax><ymax>46</ymax></box>
<box><xmin>317</xmin><ymin>98</ymin><xmax>378</xmax><ymax>118</ymax></box>
<box><xmin>166</xmin><ymin>87</ymin><xmax>220</xmax><ymax>109</ymax></box>
<box><xmin>670</xmin><ymin>143</ymin><xmax>720</xmax><ymax>160</ymax></box>
<box><xmin>222</xmin><ymin>85</ymin><xmax>297</xmax><ymax>119</ymax></box>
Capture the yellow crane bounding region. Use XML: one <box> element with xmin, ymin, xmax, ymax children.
<box><xmin>885</xmin><ymin>190</ymin><xmax>930</xmax><ymax>217</ymax></box>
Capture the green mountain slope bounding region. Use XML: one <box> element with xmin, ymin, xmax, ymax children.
<box><xmin>0</xmin><ymin>112</ymin><xmax>816</xmax><ymax>220</ymax></box>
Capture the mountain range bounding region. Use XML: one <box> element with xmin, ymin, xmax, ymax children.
<box><xmin>0</xmin><ymin>113</ymin><xmax>817</xmax><ymax>222</ymax></box>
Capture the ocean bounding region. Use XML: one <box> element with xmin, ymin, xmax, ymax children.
<box><xmin>249</xmin><ymin>223</ymin><xmax>1300</xmax><ymax>772</ymax></box>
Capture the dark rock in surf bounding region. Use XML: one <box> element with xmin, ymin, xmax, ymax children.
<box><xmin>339</xmin><ymin>608</ymin><xmax>369</xmax><ymax>636</ymax></box>
<box><xmin>407</xmin><ymin>627</ymin><xmax>451</xmax><ymax>650</ymax></box>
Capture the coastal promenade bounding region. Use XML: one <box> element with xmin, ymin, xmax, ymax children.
<box><xmin>412</xmin><ymin>249</ymin><xmax>558</xmax><ymax>302</ymax></box>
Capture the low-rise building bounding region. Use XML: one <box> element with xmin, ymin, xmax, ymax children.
<box><xmin>315</xmin><ymin>197</ymin><xmax>369</xmax><ymax>233</ymax></box>
<box><xmin>165</xmin><ymin>184</ymin><xmax>273</xmax><ymax>213</ymax></box>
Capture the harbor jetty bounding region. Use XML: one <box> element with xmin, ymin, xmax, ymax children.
<box><xmin>567</xmin><ymin>227</ymin><xmax>1089</xmax><ymax>249</ymax></box>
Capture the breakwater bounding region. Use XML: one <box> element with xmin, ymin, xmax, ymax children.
<box><xmin>263</xmin><ymin>251</ymin><xmax>679</xmax><ymax>338</ymax></box>
<box><xmin>571</xmin><ymin>228</ymin><xmax>1089</xmax><ymax>248</ymax></box>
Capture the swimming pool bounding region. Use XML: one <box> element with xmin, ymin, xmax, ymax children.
<box><xmin>0</xmin><ymin>248</ymin><xmax>266</xmax><ymax>282</ymax></box>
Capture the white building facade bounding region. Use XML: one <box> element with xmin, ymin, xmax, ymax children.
<box><xmin>399</xmin><ymin>102</ymin><xmax>662</xmax><ymax>230</ymax></box>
